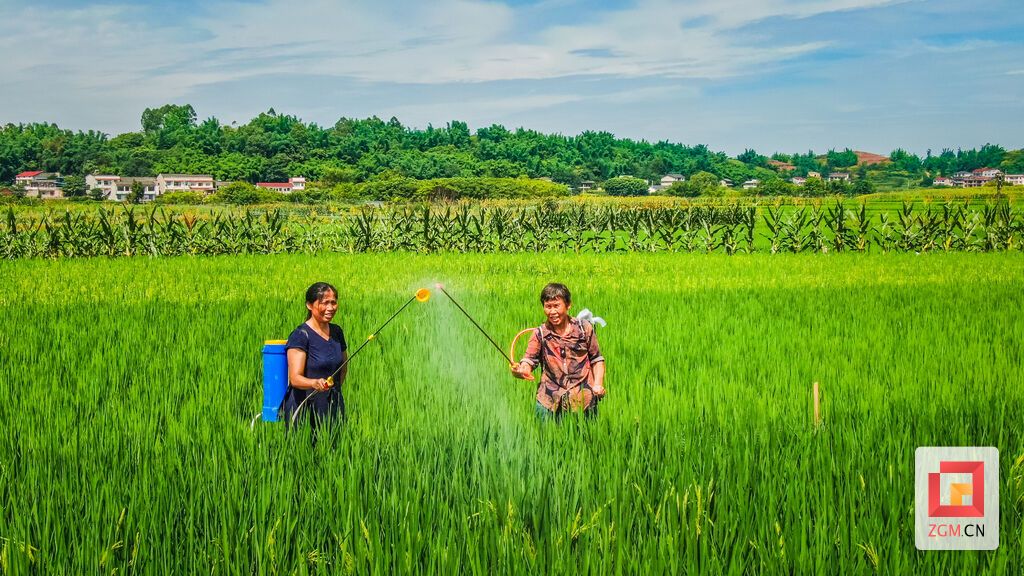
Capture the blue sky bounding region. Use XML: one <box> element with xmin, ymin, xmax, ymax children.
<box><xmin>1</xmin><ymin>0</ymin><xmax>1022</xmax><ymax>155</ymax></box>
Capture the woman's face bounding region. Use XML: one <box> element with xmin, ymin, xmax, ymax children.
<box><xmin>307</xmin><ymin>290</ymin><xmax>338</xmax><ymax>323</ymax></box>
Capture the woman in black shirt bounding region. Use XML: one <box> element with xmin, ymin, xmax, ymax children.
<box><xmin>284</xmin><ymin>282</ymin><xmax>348</xmax><ymax>425</ymax></box>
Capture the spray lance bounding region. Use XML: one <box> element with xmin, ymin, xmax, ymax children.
<box><xmin>436</xmin><ymin>284</ymin><xmax>606</xmax><ymax>396</ymax></box>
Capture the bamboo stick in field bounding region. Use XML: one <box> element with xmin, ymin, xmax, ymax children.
<box><xmin>813</xmin><ymin>381</ymin><xmax>821</xmax><ymax>428</ymax></box>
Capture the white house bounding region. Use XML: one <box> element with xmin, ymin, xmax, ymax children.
<box><xmin>85</xmin><ymin>174</ymin><xmax>121</xmax><ymax>199</ymax></box>
<box><xmin>790</xmin><ymin>177</ymin><xmax>806</xmax><ymax>186</ymax></box>
<box><xmin>15</xmin><ymin>170</ymin><xmax>43</xmax><ymax>187</ymax></box>
<box><xmin>807</xmin><ymin>171</ymin><xmax>821</xmax><ymax>179</ymax></box>
<box><xmin>660</xmin><ymin>173</ymin><xmax>685</xmax><ymax>187</ymax></box>
<box><xmin>112</xmin><ymin>177</ymin><xmax>158</xmax><ymax>201</ymax></box>
<box><xmin>156</xmin><ymin>174</ymin><xmax>215</xmax><ymax>195</ymax></box>
<box><xmin>828</xmin><ymin>172</ymin><xmax>851</xmax><ymax>182</ymax></box>
<box><xmin>719</xmin><ymin>178</ymin><xmax>733</xmax><ymax>187</ymax></box>
<box><xmin>15</xmin><ymin>171</ymin><xmax>64</xmax><ymax>198</ymax></box>
<box><xmin>742</xmin><ymin>179</ymin><xmax>760</xmax><ymax>190</ymax></box>
<box><xmin>1004</xmin><ymin>174</ymin><xmax>1024</xmax><ymax>186</ymax></box>
<box><xmin>973</xmin><ymin>168</ymin><xmax>1002</xmax><ymax>178</ymax></box>
<box><xmin>933</xmin><ymin>177</ymin><xmax>953</xmax><ymax>186</ymax></box>
<box><xmin>256</xmin><ymin>177</ymin><xmax>306</xmax><ymax>193</ymax></box>
<box><xmin>953</xmin><ymin>171</ymin><xmax>972</xmax><ymax>179</ymax></box>
<box><xmin>959</xmin><ymin>176</ymin><xmax>992</xmax><ymax>188</ymax></box>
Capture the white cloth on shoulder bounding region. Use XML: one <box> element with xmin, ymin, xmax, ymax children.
<box><xmin>575</xmin><ymin>308</ymin><xmax>606</xmax><ymax>327</ymax></box>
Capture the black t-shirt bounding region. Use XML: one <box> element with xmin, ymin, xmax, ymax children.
<box><xmin>284</xmin><ymin>322</ymin><xmax>348</xmax><ymax>416</ymax></box>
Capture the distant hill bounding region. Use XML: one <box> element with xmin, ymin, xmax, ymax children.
<box><xmin>853</xmin><ymin>151</ymin><xmax>890</xmax><ymax>166</ymax></box>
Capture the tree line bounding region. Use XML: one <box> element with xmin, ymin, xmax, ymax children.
<box><xmin>2</xmin><ymin>104</ymin><xmax>1022</xmax><ymax>194</ymax></box>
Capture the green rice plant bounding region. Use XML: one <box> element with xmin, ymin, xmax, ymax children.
<box><xmin>1</xmin><ymin>253</ymin><xmax>1021</xmax><ymax>573</ymax></box>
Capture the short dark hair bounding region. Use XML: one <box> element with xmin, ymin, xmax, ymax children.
<box><xmin>540</xmin><ymin>283</ymin><xmax>571</xmax><ymax>305</ymax></box>
<box><xmin>304</xmin><ymin>282</ymin><xmax>338</xmax><ymax>319</ymax></box>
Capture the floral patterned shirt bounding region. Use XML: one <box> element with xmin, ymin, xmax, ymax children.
<box><xmin>520</xmin><ymin>318</ymin><xmax>604</xmax><ymax>412</ymax></box>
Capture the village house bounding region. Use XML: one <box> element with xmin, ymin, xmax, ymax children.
<box><xmin>933</xmin><ymin>177</ymin><xmax>953</xmax><ymax>186</ymax></box>
<box><xmin>89</xmin><ymin>173</ymin><xmax>202</xmax><ymax>200</ymax></box>
<box><xmin>807</xmin><ymin>171</ymin><xmax>822</xmax><ymax>179</ymax></box>
<box><xmin>114</xmin><ymin>177</ymin><xmax>159</xmax><ymax>201</ymax></box>
<box><xmin>1004</xmin><ymin>174</ymin><xmax>1024</xmax><ymax>186</ymax></box>
<box><xmin>973</xmin><ymin>168</ymin><xmax>1003</xmax><ymax>178</ymax></box>
<box><xmin>156</xmin><ymin>174</ymin><xmax>215</xmax><ymax>195</ymax></box>
<box><xmin>15</xmin><ymin>171</ymin><xmax>43</xmax><ymax>187</ymax></box>
<box><xmin>952</xmin><ymin>171</ymin><xmax>972</xmax><ymax>179</ymax></box>
<box><xmin>742</xmin><ymin>179</ymin><xmax>760</xmax><ymax>190</ymax></box>
<box><xmin>15</xmin><ymin>171</ymin><xmax>64</xmax><ymax>198</ymax></box>
<box><xmin>650</xmin><ymin>174</ymin><xmax>684</xmax><ymax>193</ymax></box>
<box><xmin>256</xmin><ymin>177</ymin><xmax>306</xmax><ymax>193</ymax></box>
<box><xmin>85</xmin><ymin>174</ymin><xmax>121</xmax><ymax>199</ymax></box>
<box><xmin>959</xmin><ymin>176</ymin><xmax>992</xmax><ymax>188</ymax></box>
<box><xmin>719</xmin><ymin>178</ymin><xmax>733</xmax><ymax>187</ymax></box>
<box><xmin>828</xmin><ymin>172</ymin><xmax>851</xmax><ymax>182</ymax></box>
<box><xmin>790</xmin><ymin>176</ymin><xmax>806</xmax><ymax>186</ymax></box>
<box><xmin>660</xmin><ymin>174</ymin><xmax>685</xmax><ymax>187</ymax></box>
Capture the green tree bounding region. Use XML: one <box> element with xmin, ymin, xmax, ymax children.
<box><xmin>851</xmin><ymin>179</ymin><xmax>874</xmax><ymax>196</ymax></box>
<box><xmin>802</xmin><ymin>177</ymin><xmax>827</xmax><ymax>197</ymax></box>
<box><xmin>602</xmin><ymin>176</ymin><xmax>648</xmax><ymax>196</ymax></box>
<box><xmin>88</xmin><ymin>187</ymin><xmax>106</xmax><ymax>201</ymax></box>
<box><xmin>128</xmin><ymin>180</ymin><xmax>145</xmax><ymax>204</ymax></box>
<box><xmin>826</xmin><ymin>148</ymin><xmax>858</xmax><ymax>168</ymax></box>
<box><xmin>737</xmin><ymin>148</ymin><xmax>764</xmax><ymax>166</ymax></box>
<box><xmin>62</xmin><ymin>175</ymin><xmax>86</xmax><ymax>197</ymax></box>
<box><xmin>321</xmin><ymin>166</ymin><xmax>360</xmax><ymax>186</ymax></box>
<box><xmin>688</xmin><ymin>171</ymin><xmax>721</xmax><ymax>196</ymax></box>
<box><xmin>216</xmin><ymin>181</ymin><xmax>263</xmax><ymax>205</ymax></box>
<box><xmin>756</xmin><ymin>178</ymin><xmax>795</xmax><ymax>196</ymax></box>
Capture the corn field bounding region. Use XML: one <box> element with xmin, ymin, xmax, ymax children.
<box><xmin>1</xmin><ymin>253</ymin><xmax>1022</xmax><ymax>574</ymax></box>
<box><xmin>2</xmin><ymin>200</ymin><xmax>1023</xmax><ymax>258</ymax></box>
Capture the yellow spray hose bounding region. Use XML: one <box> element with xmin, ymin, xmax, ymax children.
<box><xmin>509</xmin><ymin>328</ymin><xmax>534</xmax><ymax>369</ymax></box>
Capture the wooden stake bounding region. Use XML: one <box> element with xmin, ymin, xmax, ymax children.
<box><xmin>812</xmin><ymin>381</ymin><xmax>821</xmax><ymax>427</ymax></box>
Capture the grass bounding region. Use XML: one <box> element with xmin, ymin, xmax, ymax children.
<box><xmin>0</xmin><ymin>253</ymin><xmax>1022</xmax><ymax>574</ymax></box>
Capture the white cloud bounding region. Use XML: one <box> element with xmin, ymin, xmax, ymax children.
<box><xmin>9</xmin><ymin>0</ymin><xmax>1016</xmax><ymax>154</ymax></box>
<box><xmin>0</xmin><ymin>0</ymin><xmax>903</xmax><ymax>94</ymax></box>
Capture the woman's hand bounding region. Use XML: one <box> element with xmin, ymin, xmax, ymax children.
<box><xmin>313</xmin><ymin>378</ymin><xmax>330</xmax><ymax>391</ymax></box>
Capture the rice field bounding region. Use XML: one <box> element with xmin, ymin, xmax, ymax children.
<box><xmin>1</xmin><ymin>253</ymin><xmax>1022</xmax><ymax>574</ymax></box>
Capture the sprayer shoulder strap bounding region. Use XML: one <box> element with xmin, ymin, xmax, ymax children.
<box><xmin>535</xmin><ymin>325</ymin><xmax>548</xmax><ymax>372</ymax></box>
<box><xmin>581</xmin><ymin>319</ymin><xmax>594</xmax><ymax>349</ymax></box>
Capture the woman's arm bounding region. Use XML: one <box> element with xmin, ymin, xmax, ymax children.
<box><xmin>287</xmin><ymin>348</ymin><xmax>330</xmax><ymax>391</ymax></box>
